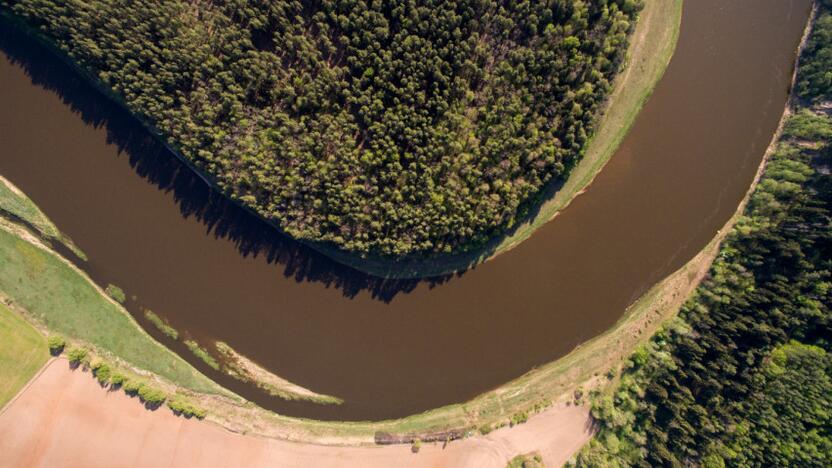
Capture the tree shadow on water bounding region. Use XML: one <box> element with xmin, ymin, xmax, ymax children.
<box><xmin>0</xmin><ymin>16</ymin><xmax>459</xmax><ymax>302</ymax></box>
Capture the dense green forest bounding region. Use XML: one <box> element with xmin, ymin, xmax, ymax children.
<box><xmin>573</xmin><ymin>3</ymin><xmax>832</xmax><ymax>466</ymax></box>
<box><xmin>1</xmin><ymin>0</ymin><xmax>641</xmax><ymax>255</ymax></box>
<box><xmin>798</xmin><ymin>1</ymin><xmax>832</xmax><ymax>102</ymax></box>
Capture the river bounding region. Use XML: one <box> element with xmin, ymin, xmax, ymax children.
<box><xmin>0</xmin><ymin>0</ymin><xmax>811</xmax><ymax>420</ymax></box>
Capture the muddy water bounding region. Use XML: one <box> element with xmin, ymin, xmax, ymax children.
<box><xmin>0</xmin><ymin>0</ymin><xmax>811</xmax><ymax>420</ymax></box>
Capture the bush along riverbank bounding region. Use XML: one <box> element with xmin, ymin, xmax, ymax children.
<box><xmin>62</xmin><ymin>344</ymin><xmax>208</xmax><ymax>419</ymax></box>
<box><xmin>0</xmin><ymin>0</ymin><xmax>678</xmax><ymax>278</ymax></box>
<box><xmin>573</xmin><ymin>3</ymin><xmax>832</xmax><ymax>465</ymax></box>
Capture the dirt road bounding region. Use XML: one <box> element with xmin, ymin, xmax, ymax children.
<box><xmin>0</xmin><ymin>359</ymin><xmax>592</xmax><ymax>467</ymax></box>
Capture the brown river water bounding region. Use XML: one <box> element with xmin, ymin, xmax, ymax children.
<box><xmin>0</xmin><ymin>0</ymin><xmax>811</xmax><ymax>420</ymax></box>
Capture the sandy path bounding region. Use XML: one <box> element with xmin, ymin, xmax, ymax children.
<box><xmin>0</xmin><ymin>359</ymin><xmax>592</xmax><ymax>468</ymax></box>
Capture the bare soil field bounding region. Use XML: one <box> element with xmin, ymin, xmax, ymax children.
<box><xmin>0</xmin><ymin>359</ymin><xmax>592</xmax><ymax>468</ymax></box>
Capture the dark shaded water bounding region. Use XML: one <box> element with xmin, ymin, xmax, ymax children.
<box><xmin>0</xmin><ymin>0</ymin><xmax>811</xmax><ymax>420</ymax></box>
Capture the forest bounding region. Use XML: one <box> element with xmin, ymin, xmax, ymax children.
<box><xmin>1</xmin><ymin>0</ymin><xmax>641</xmax><ymax>256</ymax></box>
<box><xmin>573</xmin><ymin>2</ymin><xmax>832</xmax><ymax>466</ymax></box>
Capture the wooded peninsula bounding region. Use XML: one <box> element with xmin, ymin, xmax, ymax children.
<box><xmin>1</xmin><ymin>0</ymin><xmax>640</xmax><ymax>256</ymax></box>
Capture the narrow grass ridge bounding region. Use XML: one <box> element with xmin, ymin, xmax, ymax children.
<box><xmin>215</xmin><ymin>341</ymin><xmax>343</xmax><ymax>405</ymax></box>
<box><xmin>0</xmin><ymin>175</ymin><xmax>85</xmax><ymax>260</ymax></box>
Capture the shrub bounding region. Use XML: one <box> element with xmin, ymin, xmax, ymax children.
<box><xmin>104</xmin><ymin>284</ymin><xmax>126</xmax><ymax>303</ymax></box>
<box><xmin>508</xmin><ymin>452</ymin><xmax>544</xmax><ymax>468</ymax></box>
<box><xmin>47</xmin><ymin>335</ymin><xmax>65</xmax><ymax>355</ymax></box>
<box><xmin>66</xmin><ymin>346</ymin><xmax>88</xmax><ymax>366</ymax></box>
<box><xmin>510</xmin><ymin>411</ymin><xmax>529</xmax><ymax>426</ymax></box>
<box><xmin>109</xmin><ymin>372</ymin><xmax>126</xmax><ymax>388</ymax></box>
<box><xmin>137</xmin><ymin>385</ymin><xmax>167</xmax><ymax>406</ymax></box>
<box><xmin>122</xmin><ymin>379</ymin><xmax>142</xmax><ymax>395</ymax></box>
<box><xmin>93</xmin><ymin>363</ymin><xmax>112</xmax><ymax>385</ymax></box>
<box><xmin>143</xmin><ymin>310</ymin><xmax>179</xmax><ymax>340</ymax></box>
<box><xmin>479</xmin><ymin>424</ymin><xmax>494</xmax><ymax>435</ymax></box>
<box><xmin>532</xmin><ymin>400</ymin><xmax>550</xmax><ymax>414</ymax></box>
<box><xmin>573</xmin><ymin>387</ymin><xmax>584</xmax><ymax>404</ymax></box>
<box><xmin>167</xmin><ymin>395</ymin><xmax>207</xmax><ymax>419</ymax></box>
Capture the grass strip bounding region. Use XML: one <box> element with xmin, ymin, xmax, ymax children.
<box><xmin>215</xmin><ymin>341</ymin><xmax>343</xmax><ymax>405</ymax></box>
<box><xmin>144</xmin><ymin>310</ymin><xmax>179</xmax><ymax>340</ymax></box>
<box><xmin>184</xmin><ymin>340</ymin><xmax>220</xmax><ymax>371</ymax></box>
<box><xmin>0</xmin><ymin>225</ymin><xmax>222</xmax><ymax>395</ymax></box>
<box><xmin>0</xmin><ymin>302</ymin><xmax>48</xmax><ymax>408</ymax></box>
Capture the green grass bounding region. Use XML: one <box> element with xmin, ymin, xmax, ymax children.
<box><xmin>184</xmin><ymin>340</ymin><xmax>220</xmax><ymax>371</ymax></box>
<box><xmin>104</xmin><ymin>284</ymin><xmax>126</xmax><ymax>303</ymax></box>
<box><xmin>0</xmin><ymin>302</ymin><xmax>48</xmax><ymax>408</ymax></box>
<box><xmin>0</xmin><ymin>176</ymin><xmax>86</xmax><ymax>260</ymax></box>
<box><xmin>144</xmin><ymin>310</ymin><xmax>179</xmax><ymax>340</ymax></box>
<box><xmin>0</xmin><ymin>227</ymin><xmax>222</xmax><ymax>395</ymax></box>
<box><xmin>0</xmin><ymin>177</ymin><xmax>60</xmax><ymax>239</ymax></box>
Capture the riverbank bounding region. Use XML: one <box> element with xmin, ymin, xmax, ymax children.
<box><xmin>0</xmin><ymin>126</ymin><xmax>779</xmax><ymax>447</ymax></box>
<box><xmin>0</xmin><ymin>151</ymin><xmax>793</xmax><ymax>458</ymax></box>
<box><xmin>0</xmin><ymin>0</ymin><xmax>682</xmax><ymax>279</ymax></box>
<box><xmin>0</xmin><ymin>160</ymin><xmax>751</xmax><ymax>446</ymax></box>
<box><xmin>215</xmin><ymin>341</ymin><xmax>343</xmax><ymax>405</ymax></box>
<box><xmin>0</xmin><ymin>211</ymin><xmax>226</xmax><ymax>397</ymax></box>
<box><xmin>0</xmin><ymin>358</ymin><xmax>592</xmax><ymax>467</ymax></box>
<box><xmin>0</xmin><ymin>175</ymin><xmax>85</xmax><ymax>260</ymax></box>
<box><xmin>0</xmin><ymin>182</ymin><xmax>538</xmax><ymax>442</ymax></box>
